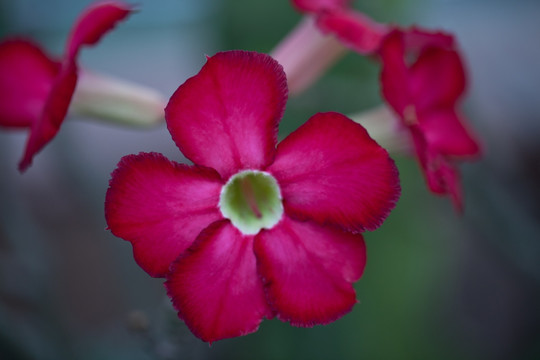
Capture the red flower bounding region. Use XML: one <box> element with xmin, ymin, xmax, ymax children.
<box><xmin>105</xmin><ymin>51</ymin><xmax>400</xmax><ymax>342</ymax></box>
<box><xmin>290</xmin><ymin>0</ymin><xmax>481</xmax><ymax>209</ymax></box>
<box><xmin>379</xmin><ymin>29</ymin><xmax>481</xmax><ymax>210</ymax></box>
<box><xmin>0</xmin><ymin>1</ymin><xmax>133</xmax><ymax>171</ymax></box>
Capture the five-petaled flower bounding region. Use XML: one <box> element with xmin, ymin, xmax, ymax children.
<box><xmin>379</xmin><ymin>28</ymin><xmax>481</xmax><ymax>210</ymax></box>
<box><xmin>105</xmin><ymin>50</ymin><xmax>400</xmax><ymax>343</ymax></box>
<box><xmin>0</xmin><ymin>1</ymin><xmax>133</xmax><ymax>171</ymax></box>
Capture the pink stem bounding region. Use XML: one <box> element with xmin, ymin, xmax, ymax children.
<box><xmin>271</xmin><ymin>16</ymin><xmax>347</xmax><ymax>95</ymax></box>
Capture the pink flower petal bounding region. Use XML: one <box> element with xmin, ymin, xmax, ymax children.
<box><xmin>292</xmin><ymin>0</ymin><xmax>351</xmax><ymax>12</ymax></box>
<box><xmin>267</xmin><ymin>112</ymin><xmax>400</xmax><ymax>232</ymax></box>
<box><xmin>105</xmin><ymin>152</ymin><xmax>223</xmax><ymax>277</ymax></box>
<box><xmin>424</xmin><ymin>151</ymin><xmax>463</xmax><ymax>212</ymax></box>
<box><xmin>66</xmin><ymin>1</ymin><xmax>134</xmax><ymax>59</ymax></box>
<box><xmin>254</xmin><ymin>216</ymin><xmax>366</xmax><ymax>326</ymax></box>
<box><xmin>166</xmin><ymin>220</ymin><xmax>272</xmax><ymax>343</ymax></box>
<box><xmin>19</xmin><ymin>62</ymin><xmax>78</xmax><ymax>171</ymax></box>
<box><xmin>379</xmin><ymin>30</ymin><xmax>411</xmax><ymax>117</ymax></box>
<box><xmin>410</xmin><ymin>127</ymin><xmax>464</xmax><ymax>211</ymax></box>
<box><xmin>379</xmin><ymin>28</ymin><xmax>462</xmax><ymax>117</ymax></box>
<box><xmin>0</xmin><ymin>40</ymin><xmax>59</xmax><ymax>128</ymax></box>
<box><xmin>403</xmin><ymin>27</ymin><xmax>455</xmax><ymax>53</ymax></box>
<box><xmin>410</xmin><ymin>46</ymin><xmax>466</xmax><ymax>111</ymax></box>
<box><xmin>316</xmin><ymin>9</ymin><xmax>388</xmax><ymax>54</ymax></box>
<box><xmin>165</xmin><ymin>51</ymin><xmax>287</xmax><ymax>179</ymax></box>
<box><xmin>419</xmin><ymin>110</ymin><xmax>481</xmax><ymax>157</ymax></box>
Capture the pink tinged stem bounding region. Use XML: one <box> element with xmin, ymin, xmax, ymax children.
<box><xmin>70</xmin><ymin>70</ymin><xmax>167</xmax><ymax>127</ymax></box>
<box><xmin>271</xmin><ymin>16</ymin><xmax>347</xmax><ymax>95</ymax></box>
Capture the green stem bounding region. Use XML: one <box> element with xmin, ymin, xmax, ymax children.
<box><xmin>70</xmin><ymin>70</ymin><xmax>167</xmax><ymax>127</ymax></box>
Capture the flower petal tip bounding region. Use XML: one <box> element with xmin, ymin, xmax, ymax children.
<box><xmin>165</xmin><ymin>220</ymin><xmax>271</xmax><ymax>343</ymax></box>
<box><xmin>165</xmin><ymin>50</ymin><xmax>287</xmax><ymax>179</ymax></box>
<box><xmin>67</xmin><ymin>1</ymin><xmax>134</xmax><ymax>58</ymax></box>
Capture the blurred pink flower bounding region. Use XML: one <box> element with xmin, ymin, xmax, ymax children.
<box><xmin>289</xmin><ymin>0</ymin><xmax>481</xmax><ymax>209</ymax></box>
<box><xmin>0</xmin><ymin>1</ymin><xmax>133</xmax><ymax>171</ymax></box>
<box><xmin>379</xmin><ymin>28</ymin><xmax>481</xmax><ymax>210</ymax></box>
<box><xmin>105</xmin><ymin>50</ymin><xmax>400</xmax><ymax>342</ymax></box>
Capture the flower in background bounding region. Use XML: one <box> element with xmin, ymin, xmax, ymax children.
<box><xmin>105</xmin><ymin>51</ymin><xmax>400</xmax><ymax>342</ymax></box>
<box><xmin>0</xmin><ymin>1</ymin><xmax>133</xmax><ymax>171</ymax></box>
<box><xmin>379</xmin><ymin>29</ymin><xmax>481</xmax><ymax>210</ymax></box>
<box><xmin>288</xmin><ymin>0</ymin><xmax>481</xmax><ymax>209</ymax></box>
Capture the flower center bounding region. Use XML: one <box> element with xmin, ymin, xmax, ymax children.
<box><xmin>219</xmin><ymin>170</ymin><xmax>283</xmax><ymax>235</ymax></box>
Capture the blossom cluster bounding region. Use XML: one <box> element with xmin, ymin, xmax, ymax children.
<box><xmin>0</xmin><ymin>0</ymin><xmax>481</xmax><ymax>343</ymax></box>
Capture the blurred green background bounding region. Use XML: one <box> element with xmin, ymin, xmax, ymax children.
<box><xmin>1</xmin><ymin>0</ymin><xmax>539</xmax><ymax>359</ymax></box>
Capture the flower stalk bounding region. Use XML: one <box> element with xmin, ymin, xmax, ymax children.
<box><xmin>71</xmin><ymin>70</ymin><xmax>167</xmax><ymax>127</ymax></box>
<box><xmin>271</xmin><ymin>16</ymin><xmax>347</xmax><ymax>95</ymax></box>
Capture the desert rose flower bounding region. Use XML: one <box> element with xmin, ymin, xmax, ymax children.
<box><xmin>287</xmin><ymin>0</ymin><xmax>481</xmax><ymax>209</ymax></box>
<box><xmin>0</xmin><ymin>1</ymin><xmax>133</xmax><ymax>171</ymax></box>
<box><xmin>379</xmin><ymin>29</ymin><xmax>481</xmax><ymax>210</ymax></box>
<box><xmin>105</xmin><ymin>51</ymin><xmax>400</xmax><ymax>342</ymax></box>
